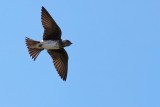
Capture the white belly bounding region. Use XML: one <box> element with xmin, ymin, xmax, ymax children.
<box><xmin>41</xmin><ymin>40</ymin><xmax>60</xmax><ymax>50</ymax></box>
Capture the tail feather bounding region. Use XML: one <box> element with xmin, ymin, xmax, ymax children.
<box><xmin>25</xmin><ymin>37</ymin><xmax>43</xmax><ymax>61</ymax></box>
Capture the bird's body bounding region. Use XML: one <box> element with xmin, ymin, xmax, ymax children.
<box><xmin>39</xmin><ymin>40</ymin><xmax>62</xmax><ymax>50</ymax></box>
<box><xmin>25</xmin><ymin>6</ymin><xmax>72</xmax><ymax>81</ymax></box>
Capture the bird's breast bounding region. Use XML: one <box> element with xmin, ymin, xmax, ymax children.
<box><xmin>41</xmin><ymin>40</ymin><xmax>61</xmax><ymax>50</ymax></box>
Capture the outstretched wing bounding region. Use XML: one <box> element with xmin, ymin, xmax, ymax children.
<box><xmin>48</xmin><ymin>49</ymin><xmax>68</xmax><ymax>81</ymax></box>
<box><xmin>41</xmin><ymin>6</ymin><xmax>61</xmax><ymax>40</ymax></box>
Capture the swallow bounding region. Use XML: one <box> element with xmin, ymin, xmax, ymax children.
<box><xmin>25</xmin><ymin>6</ymin><xmax>72</xmax><ymax>81</ymax></box>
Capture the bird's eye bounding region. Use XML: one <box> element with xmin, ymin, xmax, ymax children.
<box><xmin>67</xmin><ymin>40</ymin><xmax>70</xmax><ymax>43</ymax></box>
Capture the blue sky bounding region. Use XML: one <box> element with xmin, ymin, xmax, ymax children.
<box><xmin>0</xmin><ymin>0</ymin><xmax>160</xmax><ymax>107</ymax></box>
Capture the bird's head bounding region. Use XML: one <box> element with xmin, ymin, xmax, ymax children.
<box><xmin>62</xmin><ymin>40</ymin><xmax>72</xmax><ymax>47</ymax></box>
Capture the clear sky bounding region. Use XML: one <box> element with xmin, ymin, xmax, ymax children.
<box><xmin>0</xmin><ymin>0</ymin><xmax>160</xmax><ymax>107</ymax></box>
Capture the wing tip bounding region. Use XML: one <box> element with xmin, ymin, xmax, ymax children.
<box><xmin>62</xmin><ymin>79</ymin><xmax>66</xmax><ymax>82</ymax></box>
<box><xmin>62</xmin><ymin>75</ymin><xmax>67</xmax><ymax>81</ymax></box>
<box><xmin>41</xmin><ymin>6</ymin><xmax>45</xmax><ymax>10</ymax></box>
<box><xmin>41</xmin><ymin>6</ymin><xmax>47</xmax><ymax>13</ymax></box>
<box><xmin>56</xmin><ymin>68</ymin><xmax>67</xmax><ymax>81</ymax></box>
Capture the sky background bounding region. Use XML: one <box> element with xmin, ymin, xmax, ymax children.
<box><xmin>0</xmin><ymin>0</ymin><xmax>160</xmax><ymax>107</ymax></box>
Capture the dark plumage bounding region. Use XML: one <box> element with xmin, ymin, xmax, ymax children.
<box><xmin>25</xmin><ymin>6</ymin><xmax>72</xmax><ymax>81</ymax></box>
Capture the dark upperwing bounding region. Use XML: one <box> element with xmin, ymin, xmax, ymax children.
<box><xmin>41</xmin><ymin>6</ymin><xmax>62</xmax><ymax>40</ymax></box>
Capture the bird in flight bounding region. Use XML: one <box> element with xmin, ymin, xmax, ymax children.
<box><xmin>25</xmin><ymin>6</ymin><xmax>72</xmax><ymax>81</ymax></box>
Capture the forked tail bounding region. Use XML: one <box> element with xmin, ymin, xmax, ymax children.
<box><xmin>25</xmin><ymin>37</ymin><xmax>43</xmax><ymax>61</ymax></box>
